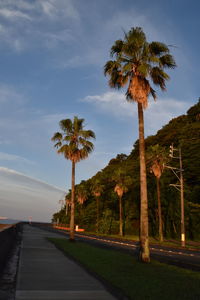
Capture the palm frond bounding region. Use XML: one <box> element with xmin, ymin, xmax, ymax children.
<box><xmin>137</xmin><ymin>63</ymin><xmax>151</xmax><ymax>77</ymax></box>
<box><xmin>63</xmin><ymin>135</ymin><xmax>72</xmax><ymax>142</ymax></box>
<box><xmin>159</xmin><ymin>54</ymin><xmax>176</xmax><ymax>68</ymax></box>
<box><xmin>59</xmin><ymin>119</ymin><xmax>72</xmax><ymax>133</ymax></box>
<box><xmin>150</xmin><ymin>87</ymin><xmax>157</xmax><ymax>100</ymax></box>
<box><xmin>110</xmin><ymin>39</ymin><xmax>124</xmax><ymax>57</ymax></box>
<box><xmin>79</xmin><ymin>129</ymin><xmax>96</xmax><ymax>139</ymax></box>
<box><xmin>54</xmin><ymin>141</ymin><xmax>62</xmax><ymax>148</ymax></box>
<box><xmin>51</xmin><ymin>132</ymin><xmax>63</xmax><ymax>142</ymax></box>
<box><xmin>149</xmin><ymin>42</ymin><xmax>169</xmax><ymax>56</ymax></box>
<box><xmin>150</xmin><ymin>67</ymin><xmax>170</xmax><ymax>90</ymax></box>
<box><xmin>78</xmin><ymin>137</ymin><xmax>94</xmax><ymax>148</ymax></box>
<box><xmin>104</xmin><ymin>60</ymin><xmax>121</xmax><ymax>76</ymax></box>
<box><xmin>74</xmin><ymin>116</ymin><xmax>84</xmax><ymax>132</ymax></box>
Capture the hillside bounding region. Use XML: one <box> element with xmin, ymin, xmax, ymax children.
<box><xmin>53</xmin><ymin>100</ymin><xmax>200</xmax><ymax>240</ymax></box>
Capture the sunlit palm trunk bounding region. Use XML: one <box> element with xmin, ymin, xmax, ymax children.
<box><xmin>70</xmin><ymin>161</ymin><xmax>75</xmax><ymax>240</ymax></box>
<box><xmin>156</xmin><ymin>177</ymin><xmax>163</xmax><ymax>242</ymax></box>
<box><xmin>119</xmin><ymin>195</ymin><xmax>123</xmax><ymax>236</ymax></box>
<box><xmin>138</xmin><ymin>103</ymin><xmax>150</xmax><ymax>262</ymax></box>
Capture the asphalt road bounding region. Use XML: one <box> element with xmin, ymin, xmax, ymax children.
<box><xmin>73</xmin><ymin>232</ymin><xmax>200</xmax><ymax>272</ymax></box>
<box><xmin>34</xmin><ymin>225</ymin><xmax>200</xmax><ymax>272</ymax></box>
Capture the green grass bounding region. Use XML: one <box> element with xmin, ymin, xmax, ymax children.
<box><xmin>48</xmin><ymin>237</ymin><xmax>200</xmax><ymax>300</ymax></box>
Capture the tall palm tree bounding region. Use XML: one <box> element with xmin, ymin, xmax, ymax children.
<box><xmin>51</xmin><ymin>116</ymin><xmax>95</xmax><ymax>241</ymax></box>
<box><xmin>113</xmin><ymin>168</ymin><xmax>132</xmax><ymax>236</ymax></box>
<box><xmin>92</xmin><ymin>180</ymin><xmax>104</xmax><ymax>233</ymax></box>
<box><xmin>104</xmin><ymin>27</ymin><xmax>176</xmax><ymax>262</ymax></box>
<box><xmin>147</xmin><ymin>144</ymin><xmax>168</xmax><ymax>242</ymax></box>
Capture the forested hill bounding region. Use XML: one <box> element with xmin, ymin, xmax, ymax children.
<box><xmin>130</xmin><ymin>99</ymin><xmax>200</xmax><ymax>188</ymax></box>
<box><xmin>53</xmin><ymin>100</ymin><xmax>200</xmax><ymax>240</ymax></box>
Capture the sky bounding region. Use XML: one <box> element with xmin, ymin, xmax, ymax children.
<box><xmin>0</xmin><ymin>0</ymin><xmax>199</xmax><ymax>222</ymax></box>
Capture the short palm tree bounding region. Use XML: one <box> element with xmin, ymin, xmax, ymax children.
<box><xmin>76</xmin><ymin>184</ymin><xmax>87</xmax><ymax>205</ymax></box>
<box><xmin>147</xmin><ymin>144</ymin><xmax>168</xmax><ymax>242</ymax></box>
<box><xmin>113</xmin><ymin>168</ymin><xmax>132</xmax><ymax>236</ymax></box>
<box><xmin>51</xmin><ymin>116</ymin><xmax>95</xmax><ymax>240</ymax></box>
<box><xmin>65</xmin><ymin>193</ymin><xmax>71</xmax><ymax>216</ymax></box>
<box><xmin>92</xmin><ymin>180</ymin><xmax>104</xmax><ymax>233</ymax></box>
<box><xmin>104</xmin><ymin>27</ymin><xmax>176</xmax><ymax>262</ymax></box>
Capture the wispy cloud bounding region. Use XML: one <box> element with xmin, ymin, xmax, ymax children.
<box><xmin>82</xmin><ymin>91</ymin><xmax>191</xmax><ymax>135</ymax></box>
<box><xmin>0</xmin><ymin>0</ymin><xmax>80</xmax><ymax>52</ymax></box>
<box><xmin>0</xmin><ymin>84</ymin><xmax>25</xmax><ymax>105</ymax></box>
<box><xmin>40</xmin><ymin>0</ymin><xmax>80</xmax><ymax>20</ymax></box>
<box><xmin>0</xmin><ymin>0</ymin><xmax>172</xmax><ymax>65</ymax></box>
<box><xmin>0</xmin><ymin>8</ymin><xmax>31</xmax><ymax>20</ymax></box>
<box><xmin>0</xmin><ymin>167</ymin><xmax>64</xmax><ymax>192</ymax></box>
<box><xmin>0</xmin><ymin>152</ymin><xmax>34</xmax><ymax>165</ymax></box>
<box><xmin>145</xmin><ymin>98</ymin><xmax>190</xmax><ymax>135</ymax></box>
<box><xmin>82</xmin><ymin>91</ymin><xmax>135</xmax><ymax>118</ymax></box>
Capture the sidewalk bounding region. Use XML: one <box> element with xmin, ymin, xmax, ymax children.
<box><xmin>15</xmin><ymin>225</ymin><xmax>116</xmax><ymax>300</ymax></box>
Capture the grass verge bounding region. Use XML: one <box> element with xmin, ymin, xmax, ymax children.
<box><xmin>81</xmin><ymin>231</ymin><xmax>200</xmax><ymax>250</ymax></box>
<box><xmin>48</xmin><ymin>237</ymin><xmax>200</xmax><ymax>300</ymax></box>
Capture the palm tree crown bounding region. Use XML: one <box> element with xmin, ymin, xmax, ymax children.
<box><xmin>147</xmin><ymin>144</ymin><xmax>168</xmax><ymax>179</ymax></box>
<box><xmin>104</xmin><ymin>27</ymin><xmax>176</xmax><ymax>107</ymax></box>
<box><xmin>112</xmin><ymin>168</ymin><xmax>132</xmax><ymax>197</ymax></box>
<box><xmin>52</xmin><ymin>116</ymin><xmax>95</xmax><ymax>162</ymax></box>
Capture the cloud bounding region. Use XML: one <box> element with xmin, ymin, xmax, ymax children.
<box><xmin>0</xmin><ymin>167</ymin><xmax>64</xmax><ymax>221</ymax></box>
<box><xmin>0</xmin><ymin>84</ymin><xmax>26</xmax><ymax>107</ymax></box>
<box><xmin>0</xmin><ymin>0</ymin><xmax>80</xmax><ymax>52</ymax></box>
<box><xmin>40</xmin><ymin>0</ymin><xmax>80</xmax><ymax>20</ymax></box>
<box><xmin>144</xmin><ymin>98</ymin><xmax>190</xmax><ymax>134</ymax></box>
<box><xmin>82</xmin><ymin>91</ymin><xmax>135</xmax><ymax>118</ymax></box>
<box><xmin>0</xmin><ymin>8</ymin><xmax>31</xmax><ymax>20</ymax></box>
<box><xmin>0</xmin><ymin>0</ymin><xmax>171</xmax><ymax>66</ymax></box>
<box><xmin>0</xmin><ymin>83</ymin><xmax>67</xmax><ymax>146</ymax></box>
<box><xmin>0</xmin><ymin>167</ymin><xmax>64</xmax><ymax>191</ymax></box>
<box><xmin>82</xmin><ymin>91</ymin><xmax>192</xmax><ymax>136</ymax></box>
<box><xmin>0</xmin><ymin>152</ymin><xmax>34</xmax><ymax>165</ymax></box>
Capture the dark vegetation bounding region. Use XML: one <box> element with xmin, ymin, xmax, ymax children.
<box><xmin>49</xmin><ymin>237</ymin><xmax>200</xmax><ymax>300</ymax></box>
<box><xmin>53</xmin><ymin>100</ymin><xmax>200</xmax><ymax>240</ymax></box>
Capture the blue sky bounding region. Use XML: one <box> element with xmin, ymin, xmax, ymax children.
<box><xmin>0</xmin><ymin>0</ymin><xmax>199</xmax><ymax>221</ymax></box>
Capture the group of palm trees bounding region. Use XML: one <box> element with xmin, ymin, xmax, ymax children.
<box><xmin>52</xmin><ymin>27</ymin><xmax>176</xmax><ymax>262</ymax></box>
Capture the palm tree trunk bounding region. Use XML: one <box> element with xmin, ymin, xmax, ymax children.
<box><xmin>119</xmin><ymin>195</ymin><xmax>123</xmax><ymax>236</ymax></box>
<box><xmin>156</xmin><ymin>177</ymin><xmax>163</xmax><ymax>242</ymax></box>
<box><xmin>96</xmin><ymin>197</ymin><xmax>99</xmax><ymax>233</ymax></box>
<box><xmin>138</xmin><ymin>103</ymin><xmax>150</xmax><ymax>262</ymax></box>
<box><xmin>66</xmin><ymin>204</ymin><xmax>68</xmax><ymax>216</ymax></box>
<box><xmin>69</xmin><ymin>161</ymin><xmax>75</xmax><ymax>241</ymax></box>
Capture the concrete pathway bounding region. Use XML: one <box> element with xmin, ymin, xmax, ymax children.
<box><xmin>15</xmin><ymin>225</ymin><xmax>116</xmax><ymax>300</ymax></box>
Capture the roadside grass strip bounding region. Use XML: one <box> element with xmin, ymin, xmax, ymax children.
<box><xmin>81</xmin><ymin>231</ymin><xmax>200</xmax><ymax>250</ymax></box>
<box><xmin>48</xmin><ymin>238</ymin><xmax>200</xmax><ymax>300</ymax></box>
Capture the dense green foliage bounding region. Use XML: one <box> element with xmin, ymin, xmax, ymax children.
<box><xmin>53</xmin><ymin>100</ymin><xmax>200</xmax><ymax>240</ymax></box>
<box><xmin>49</xmin><ymin>238</ymin><xmax>200</xmax><ymax>300</ymax></box>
